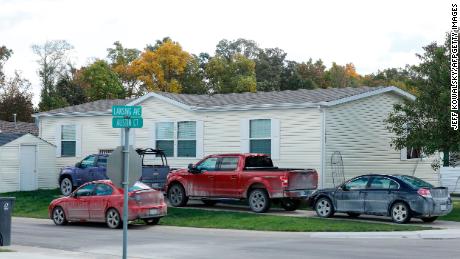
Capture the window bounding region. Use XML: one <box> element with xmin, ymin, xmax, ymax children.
<box><xmin>61</xmin><ymin>125</ymin><xmax>76</xmax><ymax>157</ymax></box>
<box><xmin>80</xmin><ymin>155</ymin><xmax>96</xmax><ymax>168</ymax></box>
<box><xmin>75</xmin><ymin>184</ymin><xmax>95</xmax><ymax>197</ymax></box>
<box><xmin>96</xmin><ymin>156</ymin><xmax>107</xmax><ymax>167</ymax></box>
<box><xmin>95</xmin><ymin>184</ymin><xmax>113</xmax><ymax>196</ymax></box>
<box><xmin>407</xmin><ymin>147</ymin><xmax>422</xmax><ymax>159</ymax></box>
<box><xmin>196</xmin><ymin>157</ymin><xmax>218</xmax><ymax>171</ymax></box>
<box><xmin>343</xmin><ymin>177</ymin><xmax>369</xmax><ymax>190</ymax></box>
<box><xmin>244</xmin><ymin>156</ymin><xmax>273</xmax><ymax>168</ymax></box>
<box><xmin>220</xmin><ymin>157</ymin><xmax>239</xmax><ymax>170</ymax></box>
<box><xmin>156</xmin><ymin>122</ymin><xmax>174</xmax><ymax>157</ymax></box>
<box><xmin>177</xmin><ymin>121</ymin><xmax>196</xmax><ymax>157</ymax></box>
<box><xmin>393</xmin><ymin>175</ymin><xmax>433</xmax><ymax>189</ymax></box>
<box><xmin>369</xmin><ymin>177</ymin><xmax>399</xmax><ymax>190</ymax></box>
<box><xmin>249</xmin><ymin>119</ymin><xmax>271</xmax><ymax>155</ymax></box>
<box><xmin>155</xmin><ymin>121</ymin><xmax>199</xmax><ymax>158</ymax></box>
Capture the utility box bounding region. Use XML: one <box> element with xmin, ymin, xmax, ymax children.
<box><xmin>0</xmin><ymin>197</ymin><xmax>15</xmax><ymax>246</ymax></box>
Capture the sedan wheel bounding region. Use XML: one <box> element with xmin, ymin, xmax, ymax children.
<box><xmin>315</xmin><ymin>197</ymin><xmax>334</xmax><ymax>218</ymax></box>
<box><xmin>391</xmin><ymin>202</ymin><xmax>411</xmax><ymax>224</ymax></box>
<box><xmin>52</xmin><ymin>206</ymin><xmax>67</xmax><ymax>225</ymax></box>
<box><xmin>106</xmin><ymin>208</ymin><xmax>121</xmax><ymax>229</ymax></box>
<box><xmin>60</xmin><ymin>178</ymin><xmax>73</xmax><ymax>196</ymax></box>
<box><xmin>168</xmin><ymin>184</ymin><xmax>188</xmax><ymax>207</ymax></box>
<box><xmin>248</xmin><ymin>189</ymin><xmax>271</xmax><ymax>213</ymax></box>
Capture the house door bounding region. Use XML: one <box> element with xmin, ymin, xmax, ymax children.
<box><xmin>20</xmin><ymin>145</ymin><xmax>37</xmax><ymax>191</ymax></box>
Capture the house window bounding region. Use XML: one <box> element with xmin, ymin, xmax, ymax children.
<box><xmin>249</xmin><ymin>119</ymin><xmax>271</xmax><ymax>155</ymax></box>
<box><xmin>61</xmin><ymin>125</ymin><xmax>76</xmax><ymax>157</ymax></box>
<box><xmin>156</xmin><ymin>122</ymin><xmax>174</xmax><ymax>157</ymax></box>
<box><xmin>407</xmin><ymin>147</ymin><xmax>422</xmax><ymax>159</ymax></box>
<box><xmin>177</xmin><ymin>121</ymin><xmax>196</xmax><ymax>157</ymax></box>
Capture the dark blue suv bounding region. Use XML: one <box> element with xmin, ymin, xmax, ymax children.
<box><xmin>59</xmin><ymin>154</ymin><xmax>109</xmax><ymax>196</ymax></box>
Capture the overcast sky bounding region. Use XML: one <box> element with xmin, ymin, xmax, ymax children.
<box><xmin>0</xmin><ymin>0</ymin><xmax>451</xmax><ymax>106</ymax></box>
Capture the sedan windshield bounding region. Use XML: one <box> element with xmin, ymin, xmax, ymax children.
<box><xmin>128</xmin><ymin>181</ymin><xmax>152</xmax><ymax>192</ymax></box>
<box><xmin>394</xmin><ymin>175</ymin><xmax>433</xmax><ymax>189</ymax></box>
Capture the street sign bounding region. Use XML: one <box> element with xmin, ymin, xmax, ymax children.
<box><xmin>112</xmin><ymin>117</ymin><xmax>144</xmax><ymax>128</ymax></box>
<box><xmin>112</xmin><ymin>105</ymin><xmax>142</xmax><ymax>117</ymax></box>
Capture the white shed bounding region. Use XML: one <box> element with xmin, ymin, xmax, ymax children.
<box><xmin>0</xmin><ymin>133</ymin><xmax>57</xmax><ymax>193</ymax></box>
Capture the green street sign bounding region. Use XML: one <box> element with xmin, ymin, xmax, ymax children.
<box><xmin>112</xmin><ymin>106</ymin><xmax>142</xmax><ymax>117</ymax></box>
<box><xmin>112</xmin><ymin>117</ymin><xmax>144</xmax><ymax>128</ymax></box>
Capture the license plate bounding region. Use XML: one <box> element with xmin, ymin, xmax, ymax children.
<box><xmin>440</xmin><ymin>204</ymin><xmax>447</xmax><ymax>211</ymax></box>
<box><xmin>149</xmin><ymin>209</ymin><xmax>159</xmax><ymax>215</ymax></box>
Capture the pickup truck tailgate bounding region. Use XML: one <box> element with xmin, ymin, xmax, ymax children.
<box><xmin>287</xmin><ymin>169</ymin><xmax>318</xmax><ymax>190</ymax></box>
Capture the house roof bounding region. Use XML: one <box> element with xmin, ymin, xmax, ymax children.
<box><xmin>34</xmin><ymin>86</ymin><xmax>415</xmax><ymax>116</ymax></box>
<box><xmin>0</xmin><ymin>133</ymin><xmax>25</xmax><ymax>146</ymax></box>
<box><xmin>0</xmin><ymin>120</ymin><xmax>38</xmax><ymax>136</ymax></box>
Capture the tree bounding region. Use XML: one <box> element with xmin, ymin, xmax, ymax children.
<box><xmin>0</xmin><ymin>71</ymin><xmax>34</xmax><ymax>122</ymax></box>
<box><xmin>107</xmin><ymin>41</ymin><xmax>141</xmax><ymax>97</ymax></box>
<box><xmin>255</xmin><ymin>48</ymin><xmax>287</xmax><ymax>91</ymax></box>
<box><xmin>0</xmin><ymin>46</ymin><xmax>13</xmax><ymax>85</ymax></box>
<box><xmin>130</xmin><ymin>38</ymin><xmax>191</xmax><ymax>93</ymax></box>
<box><xmin>386</xmin><ymin>34</ymin><xmax>458</xmax><ymax>167</ymax></box>
<box><xmin>206</xmin><ymin>54</ymin><xmax>256</xmax><ymax>94</ymax></box>
<box><xmin>31</xmin><ymin>40</ymin><xmax>74</xmax><ymax>111</ymax></box>
<box><xmin>216</xmin><ymin>38</ymin><xmax>261</xmax><ymax>60</ymax></box>
<box><xmin>296</xmin><ymin>58</ymin><xmax>327</xmax><ymax>89</ymax></box>
<box><xmin>180</xmin><ymin>54</ymin><xmax>208</xmax><ymax>94</ymax></box>
<box><xmin>55</xmin><ymin>68</ymin><xmax>86</xmax><ymax>106</ymax></box>
<box><xmin>362</xmin><ymin>66</ymin><xmax>417</xmax><ymax>94</ymax></box>
<box><xmin>325</xmin><ymin>62</ymin><xmax>361</xmax><ymax>88</ymax></box>
<box><xmin>280</xmin><ymin>61</ymin><xmax>316</xmax><ymax>91</ymax></box>
<box><xmin>79</xmin><ymin>60</ymin><xmax>125</xmax><ymax>101</ymax></box>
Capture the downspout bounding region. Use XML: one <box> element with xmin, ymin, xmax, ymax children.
<box><xmin>319</xmin><ymin>106</ymin><xmax>326</xmax><ymax>189</ymax></box>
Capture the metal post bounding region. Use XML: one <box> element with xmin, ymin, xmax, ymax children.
<box><xmin>122</xmin><ymin>127</ymin><xmax>130</xmax><ymax>259</ymax></box>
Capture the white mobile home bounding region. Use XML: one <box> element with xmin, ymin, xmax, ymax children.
<box><xmin>33</xmin><ymin>86</ymin><xmax>438</xmax><ymax>188</ymax></box>
<box><xmin>0</xmin><ymin>133</ymin><xmax>56</xmax><ymax>193</ymax></box>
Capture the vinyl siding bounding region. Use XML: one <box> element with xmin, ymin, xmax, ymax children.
<box><xmin>0</xmin><ymin>134</ymin><xmax>56</xmax><ymax>193</ymax></box>
<box><xmin>39</xmin><ymin>96</ymin><xmax>322</xmax><ymax>174</ymax></box>
<box><xmin>324</xmin><ymin>92</ymin><xmax>437</xmax><ymax>187</ymax></box>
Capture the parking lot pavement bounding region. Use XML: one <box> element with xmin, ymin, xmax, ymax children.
<box><xmin>9</xmin><ymin>217</ymin><xmax>460</xmax><ymax>259</ymax></box>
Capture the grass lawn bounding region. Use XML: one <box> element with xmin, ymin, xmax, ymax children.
<box><xmin>439</xmin><ymin>200</ymin><xmax>460</xmax><ymax>222</ymax></box>
<box><xmin>0</xmin><ymin>189</ymin><xmax>432</xmax><ymax>232</ymax></box>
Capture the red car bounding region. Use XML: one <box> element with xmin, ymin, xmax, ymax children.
<box><xmin>49</xmin><ymin>180</ymin><xmax>167</xmax><ymax>228</ymax></box>
<box><xmin>166</xmin><ymin>153</ymin><xmax>318</xmax><ymax>213</ymax></box>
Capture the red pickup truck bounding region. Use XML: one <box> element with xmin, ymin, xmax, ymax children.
<box><xmin>166</xmin><ymin>153</ymin><xmax>318</xmax><ymax>213</ymax></box>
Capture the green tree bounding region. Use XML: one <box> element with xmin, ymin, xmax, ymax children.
<box><xmin>386</xmin><ymin>34</ymin><xmax>458</xmax><ymax>167</ymax></box>
<box><xmin>180</xmin><ymin>54</ymin><xmax>208</xmax><ymax>94</ymax></box>
<box><xmin>296</xmin><ymin>59</ymin><xmax>327</xmax><ymax>88</ymax></box>
<box><xmin>206</xmin><ymin>54</ymin><xmax>256</xmax><ymax>94</ymax></box>
<box><xmin>280</xmin><ymin>61</ymin><xmax>316</xmax><ymax>90</ymax></box>
<box><xmin>0</xmin><ymin>72</ymin><xmax>34</xmax><ymax>122</ymax></box>
<box><xmin>80</xmin><ymin>60</ymin><xmax>125</xmax><ymax>101</ymax></box>
<box><xmin>216</xmin><ymin>38</ymin><xmax>261</xmax><ymax>60</ymax></box>
<box><xmin>107</xmin><ymin>41</ymin><xmax>141</xmax><ymax>97</ymax></box>
<box><xmin>55</xmin><ymin>68</ymin><xmax>86</xmax><ymax>106</ymax></box>
<box><xmin>0</xmin><ymin>46</ymin><xmax>13</xmax><ymax>85</ymax></box>
<box><xmin>325</xmin><ymin>62</ymin><xmax>361</xmax><ymax>88</ymax></box>
<box><xmin>31</xmin><ymin>40</ymin><xmax>74</xmax><ymax>111</ymax></box>
<box><xmin>256</xmin><ymin>48</ymin><xmax>287</xmax><ymax>91</ymax></box>
<box><xmin>362</xmin><ymin>66</ymin><xmax>417</xmax><ymax>94</ymax></box>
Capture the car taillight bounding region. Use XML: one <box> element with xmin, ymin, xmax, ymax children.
<box><xmin>280</xmin><ymin>176</ymin><xmax>289</xmax><ymax>188</ymax></box>
<box><xmin>418</xmin><ymin>188</ymin><xmax>432</xmax><ymax>198</ymax></box>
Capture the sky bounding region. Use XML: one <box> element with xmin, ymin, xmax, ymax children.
<box><xmin>0</xmin><ymin>0</ymin><xmax>452</xmax><ymax>106</ymax></box>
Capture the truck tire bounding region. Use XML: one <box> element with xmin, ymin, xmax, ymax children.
<box><xmin>167</xmin><ymin>183</ymin><xmax>188</xmax><ymax>207</ymax></box>
<box><xmin>60</xmin><ymin>177</ymin><xmax>73</xmax><ymax>196</ymax></box>
<box><xmin>248</xmin><ymin>189</ymin><xmax>271</xmax><ymax>213</ymax></box>
<box><xmin>280</xmin><ymin>199</ymin><xmax>301</xmax><ymax>211</ymax></box>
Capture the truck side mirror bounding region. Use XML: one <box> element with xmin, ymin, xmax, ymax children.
<box><xmin>75</xmin><ymin>162</ymin><xmax>82</xmax><ymax>168</ymax></box>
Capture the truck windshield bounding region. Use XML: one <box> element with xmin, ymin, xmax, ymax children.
<box><xmin>245</xmin><ymin>156</ymin><xmax>273</xmax><ymax>168</ymax></box>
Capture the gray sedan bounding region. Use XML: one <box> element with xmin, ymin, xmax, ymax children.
<box><xmin>311</xmin><ymin>174</ymin><xmax>453</xmax><ymax>223</ymax></box>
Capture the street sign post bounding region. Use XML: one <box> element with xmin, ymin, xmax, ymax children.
<box><xmin>111</xmin><ymin>105</ymin><xmax>143</xmax><ymax>259</ymax></box>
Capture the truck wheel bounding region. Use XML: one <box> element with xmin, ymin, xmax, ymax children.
<box><xmin>391</xmin><ymin>202</ymin><xmax>411</xmax><ymax>224</ymax></box>
<box><xmin>60</xmin><ymin>177</ymin><xmax>73</xmax><ymax>196</ymax></box>
<box><xmin>315</xmin><ymin>197</ymin><xmax>335</xmax><ymax>218</ymax></box>
<box><xmin>280</xmin><ymin>199</ymin><xmax>301</xmax><ymax>211</ymax></box>
<box><xmin>168</xmin><ymin>184</ymin><xmax>188</xmax><ymax>207</ymax></box>
<box><xmin>106</xmin><ymin>208</ymin><xmax>122</xmax><ymax>229</ymax></box>
<box><xmin>248</xmin><ymin>189</ymin><xmax>271</xmax><ymax>213</ymax></box>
